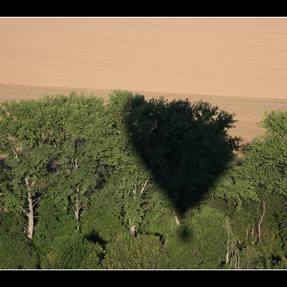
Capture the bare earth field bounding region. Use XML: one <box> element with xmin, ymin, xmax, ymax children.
<box><xmin>1</xmin><ymin>18</ymin><xmax>287</xmax><ymax>143</ymax></box>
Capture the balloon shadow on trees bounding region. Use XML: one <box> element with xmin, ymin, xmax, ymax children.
<box><xmin>122</xmin><ymin>95</ymin><xmax>240</xmax><ymax>218</ymax></box>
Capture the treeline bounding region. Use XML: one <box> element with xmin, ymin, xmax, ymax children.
<box><xmin>0</xmin><ymin>91</ymin><xmax>286</xmax><ymax>269</ymax></box>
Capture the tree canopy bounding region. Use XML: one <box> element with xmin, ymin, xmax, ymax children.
<box><xmin>0</xmin><ymin>92</ymin><xmax>286</xmax><ymax>269</ymax></box>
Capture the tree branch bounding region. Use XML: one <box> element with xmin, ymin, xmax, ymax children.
<box><xmin>32</xmin><ymin>197</ymin><xmax>41</xmax><ymax>207</ymax></box>
<box><xmin>11</xmin><ymin>147</ymin><xmax>19</xmax><ymax>162</ymax></box>
<box><xmin>140</xmin><ymin>180</ymin><xmax>149</xmax><ymax>196</ymax></box>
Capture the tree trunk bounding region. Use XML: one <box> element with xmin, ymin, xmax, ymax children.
<box><xmin>251</xmin><ymin>224</ymin><xmax>255</xmax><ymax>245</ymax></box>
<box><xmin>234</xmin><ymin>249</ymin><xmax>240</xmax><ymax>269</ymax></box>
<box><xmin>225</xmin><ymin>220</ymin><xmax>231</xmax><ymax>265</ymax></box>
<box><xmin>27</xmin><ymin>190</ymin><xmax>34</xmax><ymax>239</ymax></box>
<box><xmin>24</xmin><ymin>177</ymin><xmax>35</xmax><ymax>240</ymax></box>
<box><xmin>226</xmin><ymin>239</ymin><xmax>230</xmax><ymax>264</ymax></box>
<box><xmin>257</xmin><ymin>199</ymin><xmax>266</xmax><ymax>243</ymax></box>
<box><xmin>130</xmin><ymin>225</ymin><xmax>136</xmax><ymax>237</ymax></box>
<box><xmin>74</xmin><ymin>187</ymin><xmax>81</xmax><ymax>231</ymax></box>
<box><xmin>75</xmin><ymin>198</ymin><xmax>80</xmax><ymax>221</ymax></box>
<box><xmin>73</xmin><ymin>159</ymin><xmax>81</xmax><ymax>230</ymax></box>
<box><xmin>174</xmin><ymin>211</ymin><xmax>181</xmax><ymax>226</ymax></box>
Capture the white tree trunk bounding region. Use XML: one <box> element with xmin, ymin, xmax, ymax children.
<box><xmin>25</xmin><ymin>177</ymin><xmax>35</xmax><ymax>240</ymax></box>
<box><xmin>75</xmin><ymin>198</ymin><xmax>80</xmax><ymax>221</ymax></box>
<box><xmin>27</xmin><ymin>190</ymin><xmax>34</xmax><ymax>239</ymax></box>
<box><xmin>225</xmin><ymin>220</ymin><xmax>231</xmax><ymax>265</ymax></box>
<box><xmin>74</xmin><ymin>161</ymin><xmax>80</xmax><ymax>222</ymax></box>
<box><xmin>130</xmin><ymin>225</ymin><xmax>136</xmax><ymax>237</ymax></box>
<box><xmin>174</xmin><ymin>211</ymin><xmax>181</xmax><ymax>226</ymax></box>
<box><xmin>74</xmin><ymin>187</ymin><xmax>81</xmax><ymax>231</ymax></box>
<box><xmin>257</xmin><ymin>200</ymin><xmax>266</xmax><ymax>243</ymax></box>
<box><xmin>251</xmin><ymin>224</ymin><xmax>255</xmax><ymax>245</ymax></box>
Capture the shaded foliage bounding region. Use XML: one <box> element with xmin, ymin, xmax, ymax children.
<box><xmin>120</xmin><ymin>94</ymin><xmax>239</xmax><ymax>214</ymax></box>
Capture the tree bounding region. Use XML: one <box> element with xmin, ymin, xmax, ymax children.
<box><xmin>105</xmin><ymin>91</ymin><xmax>153</xmax><ymax>236</ymax></box>
<box><xmin>45</xmin><ymin>95</ymin><xmax>111</xmax><ymax>230</ymax></box>
<box><xmin>2</xmin><ymin>92</ymin><xmax>286</xmax><ymax>269</ymax></box>
<box><xmin>120</xmin><ymin>94</ymin><xmax>240</xmax><ymax>216</ymax></box>
<box><xmin>210</xmin><ymin>111</ymin><xmax>287</xmax><ymax>267</ymax></box>
<box><xmin>233</xmin><ymin>111</ymin><xmax>287</xmax><ymax>243</ymax></box>
<box><xmin>0</xmin><ymin>99</ymin><xmax>62</xmax><ymax>239</ymax></box>
<box><xmin>106</xmin><ymin>91</ymin><xmax>239</xmax><ymax>235</ymax></box>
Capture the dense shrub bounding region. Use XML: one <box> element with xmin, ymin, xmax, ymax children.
<box><xmin>81</xmin><ymin>187</ymin><xmax>126</xmax><ymax>242</ymax></box>
<box><xmin>33</xmin><ymin>197</ymin><xmax>77</xmax><ymax>256</ymax></box>
<box><xmin>102</xmin><ymin>234</ymin><xmax>169</xmax><ymax>269</ymax></box>
<box><xmin>40</xmin><ymin>233</ymin><xmax>101</xmax><ymax>269</ymax></box>
<box><xmin>166</xmin><ymin>206</ymin><xmax>228</xmax><ymax>268</ymax></box>
<box><xmin>0</xmin><ymin>213</ymin><xmax>39</xmax><ymax>269</ymax></box>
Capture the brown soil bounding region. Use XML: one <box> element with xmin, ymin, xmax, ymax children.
<box><xmin>1</xmin><ymin>18</ymin><xmax>287</xmax><ymax>143</ymax></box>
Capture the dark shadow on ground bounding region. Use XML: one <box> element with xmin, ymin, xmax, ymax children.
<box><xmin>122</xmin><ymin>95</ymin><xmax>240</xmax><ymax>217</ymax></box>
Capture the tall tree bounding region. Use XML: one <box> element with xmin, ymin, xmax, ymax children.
<box><xmin>212</xmin><ymin>111</ymin><xmax>287</xmax><ymax>245</ymax></box>
<box><xmin>46</xmin><ymin>95</ymin><xmax>110</xmax><ymax>230</ymax></box>
<box><xmin>0</xmin><ymin>99</ymin><xmax>62</xmax><ymax>239</ymax></box>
